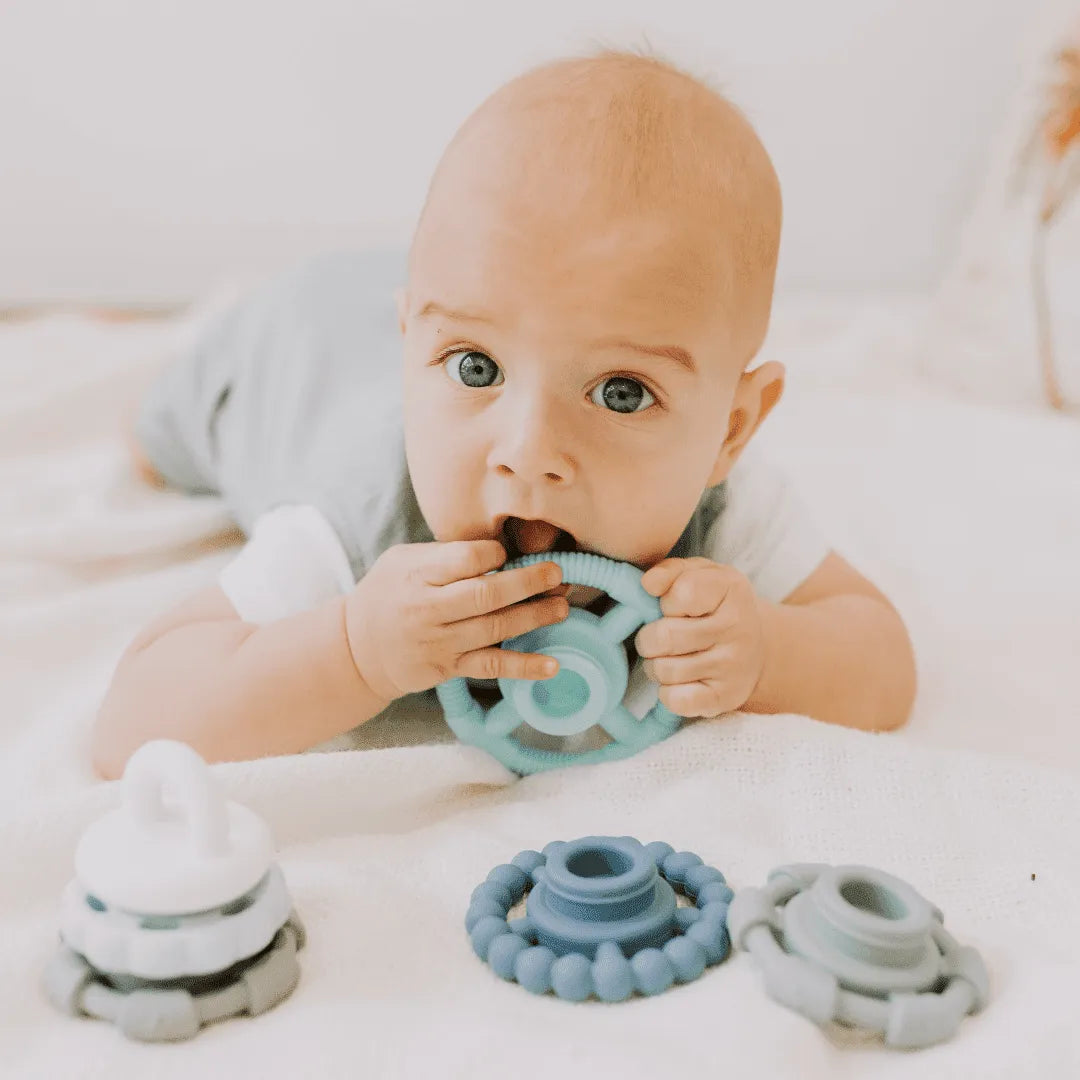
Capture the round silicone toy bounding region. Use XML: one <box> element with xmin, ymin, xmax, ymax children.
<box><xmin>434</xmin><ymin>551</ymin><xmax>683</xmax><ymax>774</ymax></box>
<box><xmin>466</xmin><ymin>835</ymin><xmax>733</xmax><ymax>1001</ymax></box>
<box><xmin>727</xmin><ymin>863</ymin><xmax>990</xmax><ymax>1049</ymax></box>
<box><xmin>42</xmin><ymin>739</ymin><xmax>306</xmax><ymax>1042</ymax></box>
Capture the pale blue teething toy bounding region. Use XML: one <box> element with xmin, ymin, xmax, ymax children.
<box><xmin>466</xmin><ymin>835</ymin><xmax>733</xmax><ymax>1001</ymax></box>
<box><xmin>42</xmin><ymin>740</ymin><xmax>305</xmax><ymax>1042</ymax></box>
<box><xmin>435</xmin><ymin>551</ymin><xmax>683</xmax><ymax>774</ymax></box>
<box><xmin>728</xmin><ymin>863</ymin><xmax>991</xmax><ymax>1049</ymax></box>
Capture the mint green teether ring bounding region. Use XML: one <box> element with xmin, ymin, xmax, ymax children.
<box><xmin>434</xmin><ymin>551</ymin><xmax>683</xmax><ymax>775</ymax></box>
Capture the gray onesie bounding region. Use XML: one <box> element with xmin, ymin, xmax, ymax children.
<box><xmin>136</xmin><ymin>249</ymin><xmax>830</xmax><ymax>747</ymax></box>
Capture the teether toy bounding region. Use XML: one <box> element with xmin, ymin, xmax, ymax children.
<box><xmin>435</xmin><ymin>551</ymin><xmax>683</xmax><ymax>774</ymax></box>
<box><xmin>43</xmin><ymin>739</ymin><xmax>305</xmax><ymax>1041</ymax></box>
<box><xmin>466</xmin><ymin>835</ymin><xmax>732</xmax><ymax>1001</ymax></box>
<box><xmin>727</xmin><ymin>863</ymin><xmax>990</xmax><ymax>1049</ymax></box>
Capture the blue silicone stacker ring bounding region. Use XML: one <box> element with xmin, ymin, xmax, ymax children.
<box><xmin>466</xmin><ymin>836</ymin><xmax>733</xmax><ymax>1001</ymax></box>
<box><xmin>434</xmin><ymin>551</ymin><xmax>682</xmax><ymax>775</ymax></box>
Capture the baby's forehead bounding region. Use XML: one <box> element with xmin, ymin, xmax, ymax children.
<box><xmin>410</xmin><ymin>249</ymin><xmax>743</xmax><ymax>391</ymax></box>
<box><xmin>412</xmin><ymin>198</ymin><xmax>742</xmax><ymax>339</ymax></box>
<box><xmin>409</xmin><ymin>54</ymin><xmax>781</xmax><ymax>361</ymax></box>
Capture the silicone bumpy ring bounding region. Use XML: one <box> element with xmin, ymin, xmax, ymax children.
<box><xmin>466</xmin><ymin>836</ymin><xmax>733</xmax><ymax>1002</ymax></box>
<box><xmin>434</xmin><ymin>551</ymin><xmax>682</xmax><ymax>774</ymax></box>
<box><xmin>727</xmin><ymin>863</ymin><xmax>991</xmax><ymax>1049</ymax></box>
<box><xmin>43</xmin><ymin>915</ymin><xmax>306</xmax><ymax>1042</ymax></box>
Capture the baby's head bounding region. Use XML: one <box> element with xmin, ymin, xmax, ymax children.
<box><xmin>396</xmin><ymin>47</ymin><xmax>784</xmax><ymax>572</ymax></box>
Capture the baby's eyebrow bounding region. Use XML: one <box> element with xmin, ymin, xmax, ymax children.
<box><xmin>416</xmin><ymin>300</ymin><xmax>697</xmax><ymax>375</ymax></box>
<box><xmin>417</xmin><ymin>300</ymin><xmax>495</xmax><ymax>326</ymax></box>
<box><xmin>593</xmin><ymin>337</ymin><xmax>697</xmax><ymax>374</ymax></box>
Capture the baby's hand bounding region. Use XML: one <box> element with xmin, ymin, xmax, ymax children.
<box><xmin>635</xmin><ymin>557</ymin><xmax>766</xmax><ymax>718</ymax></box>
<box><xmin>344</xmin><ymin>540</ymin><xmax>569</xmax><ymax>704</ymax></box>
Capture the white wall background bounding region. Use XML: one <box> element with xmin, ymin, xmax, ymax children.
<box><xmin>0</xmin><ymin>0</ymin><xmax>1058</xmax><ymax>304</ymax></box>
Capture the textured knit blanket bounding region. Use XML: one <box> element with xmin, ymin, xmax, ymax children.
<box><xmin>2</xmin><ymin>298</ymin><xmax>1078</xmax><ymax>1077</ymax></box>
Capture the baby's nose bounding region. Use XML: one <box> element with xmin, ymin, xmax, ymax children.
<box><xmin>491</xmin><ymin>404</ymin><xmax>575</xmax><ymax>484</ymax></box>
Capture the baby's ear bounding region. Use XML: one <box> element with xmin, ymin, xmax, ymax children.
<box><xmin>706</xmin><ymin>360</ymin><xmax>786</xmax><ymax>485</ymax></box>
<box><xmin>394</xmin><ymin>287</ymin><xmax>409</xmax><ymax>336</ymax></box>
<box><xmin>749</xmin><ymin>360</ymin><xmax>785</xmax><ymax>426</ymax></box>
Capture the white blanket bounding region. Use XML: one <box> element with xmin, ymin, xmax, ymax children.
<box><xmin>2</xmin><ymin>298</ymin><xmax>1079</xmax><ymax>1078</ymax></box>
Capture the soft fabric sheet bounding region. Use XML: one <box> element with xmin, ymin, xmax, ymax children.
<box><xmin>1</xmin><ymin>295</ymin><xmax>1078</xmax><ymax>1077</ymax></box>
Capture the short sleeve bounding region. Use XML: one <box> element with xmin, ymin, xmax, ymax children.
<box><xmin>218</xmin><ymin>504</ymin><xmax>356</xmax><ymax>624</ymax></box>
<box><xmin>705</xmin><ymin>444</ymin><xmax>831</xmax><ymax>603</ymax></box>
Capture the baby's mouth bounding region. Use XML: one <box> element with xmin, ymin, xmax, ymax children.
<box><xmin>502</xmin><ymin>517</ymin><xmax>578</xmax><ymax>561</ymax></box>
<box><xmin>500</xmin><ymin>518</ymin><xmax>613</xmax><ymax>605</ymax></box>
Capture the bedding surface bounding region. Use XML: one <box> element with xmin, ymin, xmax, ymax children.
<box><xmin>1</xmin><ymin>295</ymin><xmax>1077</xmax><ymax>1077</ymax></box>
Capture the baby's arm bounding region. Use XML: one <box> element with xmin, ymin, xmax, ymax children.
<box><xmin>92</xmin><ymin>584</ymin><xmax>388</xmax><ymax>780</ymax></box>
<box><xmin>700</xmin><ymin>444</ymin><xmax>916</xmax><ymax>731</ymax></box>
<box><xmin>744</xmin><ymin>550</ymin><xmax>916</xmax><ymax>731</ymax></box>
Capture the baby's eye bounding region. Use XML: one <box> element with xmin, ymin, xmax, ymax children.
<box><xmin>443</xmin><ymin>350</ymin><xmax>504</xmax><ymax>388</ymax></box>
<box><xmin>589</xmin><ymin>376</ymin><xmax>655</xmax><ymax>415</ymax></box>
<box><xmin>441</xmin><ymin>350</ymin><xmax>655</xmax><ymax>414</ymax></box>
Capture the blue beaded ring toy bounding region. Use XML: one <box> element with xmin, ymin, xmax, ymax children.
<box><xmin>466</xmin><ymin>836</ymin><xmax>732</xmax><ymax>1001</ymax></box>
<box><xmin>435</xmin><ymin>552</ymin><xmax>683</xmax><ymax>775</ymax></box>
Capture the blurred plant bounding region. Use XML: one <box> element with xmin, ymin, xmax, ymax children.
<box><xmin>1018</xmin><ymin>36</ymin><xmax>1080</xmax><ymax>409</ymax></box>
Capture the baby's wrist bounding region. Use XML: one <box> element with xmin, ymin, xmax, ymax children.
<box><xmin>253</xmin><ymin>594</ymin><xmax>397</xmax><ymax>749</ymax></box>
<box><xmin>743</xmin><ymin>596</ymin><xmax>784</xmax><ymax>713</ymax></box>
<box><xmin>339</xmin><ymin>593</ymin><xmax>399</xmax><ymax>709</ymax></box>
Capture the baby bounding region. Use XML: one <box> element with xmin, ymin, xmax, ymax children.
<box><xmin>95</xmin><ymin>48</ymin><xmax>916</xmax><ymax>779</ymax></box>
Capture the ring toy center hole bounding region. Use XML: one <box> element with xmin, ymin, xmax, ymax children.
<box><xmin>839</xmin><ymin>878</ymin><xmax>908</xmax><ymax>921</ymax></box>
<box><xmin>531</xmin><ymin>670</ymin><xmax>590</xmax><ymax>717</ymax></box>
<box><xmin>565</xmin><ymin>847</ymin><xmax>634</xmax><ymax>879</ymax></box>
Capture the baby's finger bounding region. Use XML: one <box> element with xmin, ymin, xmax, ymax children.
<box><xmin>420</xmin><ymin>538</ymin><xmax>510</xmax><ymax>586</ymax></box>
<box><xmin>657</xmin><ymin>680</ymin><xmax>727</xmax><ymax>719</ymax></box>
<box><xmin>657</xmin><ymin>564</ymin><xmax>742</xmax><ymax>618</ymax></box>
<box><xmin>640</xmin><ymin>556</ymin><xmax>716</xmax><ymax>596</ymax></box>
<box><xmin>640</xmin><ymin>557</ymin><xmax>686</xmax><ymax>597</ymax></box>
<box><xmin>642</xmin><ymin>642</ymin><xmax>735</xmax><ymax>686</ymax></box>
<box><xmin>438</xmin><ymin>560</ymin><xmax>563</xmax><ymax>623</ymax></box>
<box><xmin>456</xmin><ymin>644</ymin><xmax>561</xmax><ymax>683</ymax></box>
<box><xmin>635</xmin><ymin>611</ymin><xmax>730</xmax><ymax>659</ymax></box>
<box><xmin>453</xmin><ymin>593</ymin><xmax>570</xmax><ymax>657</ymax></box>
